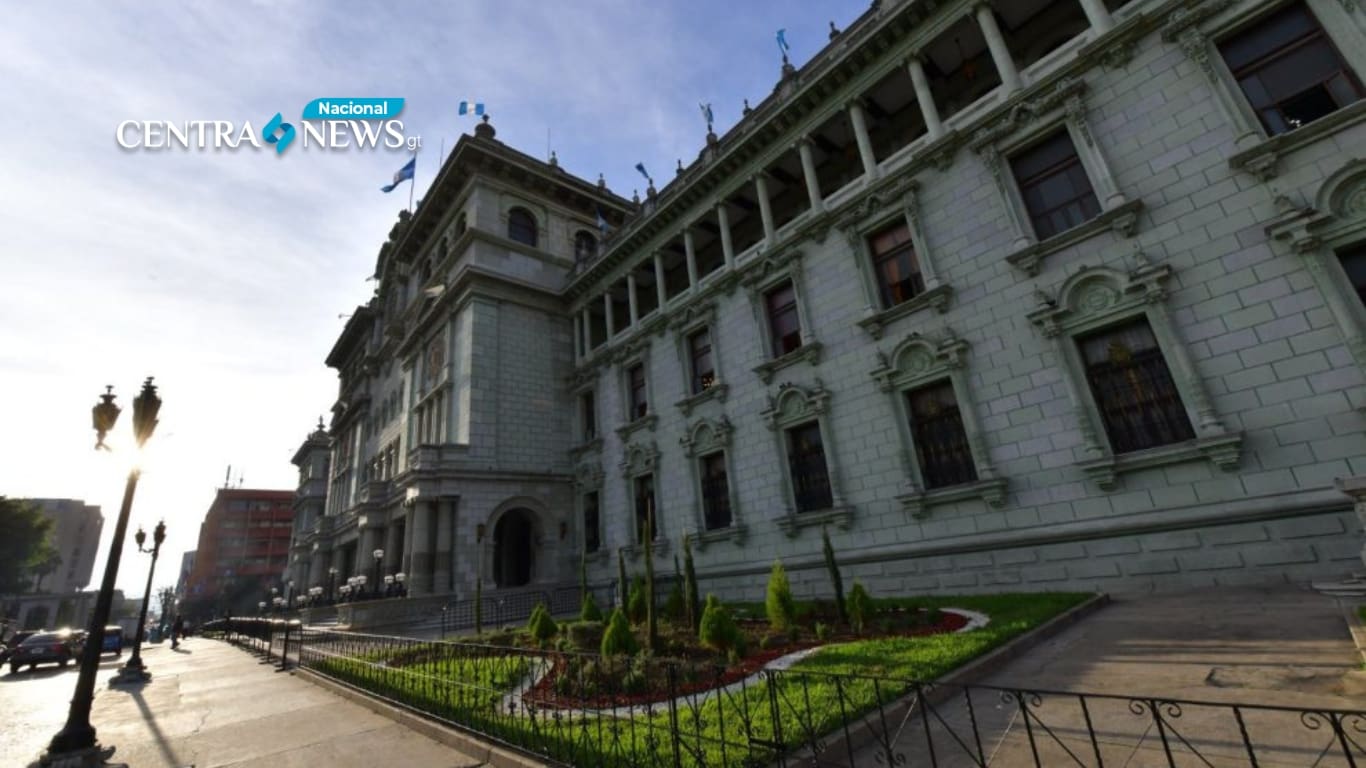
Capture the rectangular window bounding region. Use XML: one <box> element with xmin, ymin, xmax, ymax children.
<box><xmin>688</xmin><ymin>328</ymin><xmax>715</xmax><ymax>395</ymax></box>
<box><xmin>699</xmin><ymin>452</ymin><xmax>732</xmax><ymax>530</ymax></box>
<box><xmin>628</xmin><ymin>364</ymin><xmax>648</xmax><ymax>420</ymax></box>
<box><xmin>583</xmin><ymin>491</ymin><xmax>600</xmax><ymax>553</ymax></box>
<box><xmin>868</xmin><ymin>222</ymin><xmax>925</xmax><ymax>308</ymax></box>
<box><xmin>579</xmin><ymin>391</ymin><xmax>597</xmax><ymax>441</ymax></box>
<box><xmin>1337</xmin><ymin>244</ymin><xmax>1366</xmax><ymax>307</ymax></box>
<box><xmin>906</xmin><ymin>381</ymin><xmax>978</xmax><ymax>490</ymax></box>
<box><xmin>1219</xmin><ymin>3</ymin><xmax>1362</xmax><ymax>136</ymax></box>
<box><xmin>766</xmin><ymin>281</ymin><xmax>802</xmax><ymax>357</ymax></box>
<box><xmin>786</xmin><ymin>422</ymin><xmax>833</xmax><ymax>512</ymax></box>
<box><xmin>633</xmin><ymin>474</ymin><xmax>656</xmax><ymax>543</ymax></box>
<box><xmin>1079</xmin><ymin>318</ymin><xmax>1196</xmax><ymax>454</ymax></box>
<box><xmin>1011</xmin><ymin>130</ymin><xmax>1101</xmax><ymax>241</ymax></box>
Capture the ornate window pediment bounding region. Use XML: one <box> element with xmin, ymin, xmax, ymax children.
<box><xmin>619</xmin><ymin>441</ymin><xmax>660</xmax><ymax>476</ymax></box>
<box><xmin>1028</xmin><ymin>260</ymin><xmax>1242</xmax><ymax>489</ymax></box>
<box><xmin>869</xmin><ymin>332</ymin><xmax>1006</xmax><ymax>517</ymax></box>
<box><xmin>972</xmin><ymin>78</ymin><xmax>1141</xmax><ymax>275</ymax></box>
<box><xmin>760</xmin><ymin>381</ymin><xmax>831</xmax><ymax>430</ymax></box>
<box><xmin>1267</xmin><ymin>159</ymin><xmax>1366</xmax><ymax>371</ymax></box>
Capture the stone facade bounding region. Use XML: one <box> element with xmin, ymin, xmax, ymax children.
<box><xmin>299</xmin><ymin>0</ymin><xmax>1366</xmax><ymax>603</ymax></box>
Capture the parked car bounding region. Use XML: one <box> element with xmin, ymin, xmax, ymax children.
<box><xmin>100</xmin><ymin>626</ymin><xmax>124</xmax><ymax>655</ymax></box>
<box><xmin>8</xmin><ymin>630</ymin><xmax>80</xmax><ymax>674</ymax></box>
<box><xmin>0</xmin><ymin>630</ymin><xmax>38</xmax><ymax>665</ymax></box>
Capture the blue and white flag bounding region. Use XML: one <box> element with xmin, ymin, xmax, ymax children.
<box><xmin>381</xmin><ymin>157</ymin><xmax>416</xmax><ymax>193</ymax></box>
<box><xmin>634</xmin><ymin>163</ymin><xmax>651</xmax><ymax>182</ymax></box>
<box><xmin>595</xmin><ymin>207</ymin><xmax>610</xmax><ymax>235</ymax></box>
<box><xmin>458</xmin><ymin>100</ymin><xmax>485</xmax><ymax>116</ymax></box>
<box><xmin>776</xmin><ymin>28</ymin><xmax>790</xmax><ymax>54</ymax></box>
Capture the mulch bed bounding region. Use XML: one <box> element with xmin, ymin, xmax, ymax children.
<box><xmin>524</xmin><ymin>609</ymin><xmax>969</xmax><ymax>710</ymax></box>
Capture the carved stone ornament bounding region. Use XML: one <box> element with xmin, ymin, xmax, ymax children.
<box><xmin>619</xmin><ymin>441</ymin><xmax>660</xmax><ymax>475</ymax></box>
<box><xmin>760</xmin><ymin>380</ymin><xmax>832</xmax><ymax>430</ymax></box>
<box><xmin>679</xmin><ymin>416</ymin><xmax>734</xmax><ymax>457</ymax></box>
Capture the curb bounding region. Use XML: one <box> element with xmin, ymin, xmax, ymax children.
<box><xmin>295</xmin><ymin>666</ymin><xmax>550</xmax><ymax>768</ymax></box>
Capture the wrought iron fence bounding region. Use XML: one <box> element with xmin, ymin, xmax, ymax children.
<box><xmin>266</xmin><ymin>628</ymin><xmax>1366</xmax><ymax>768</ymax></box>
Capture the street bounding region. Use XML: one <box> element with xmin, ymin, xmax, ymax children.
<box><xmin>0</xmin><ymin>648</ymin><xmax>126</xmax><ymax>766</ymax></box>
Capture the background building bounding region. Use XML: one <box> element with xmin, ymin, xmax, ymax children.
<box><xmin>174</xmin><ymin>550</ymin><xmax>196</xmax><ymax>599</ymax></box>
<box><xmin>26</xmin><ymin>498</ymin><xmax>103</xmax><ymax>593</ymax></box>
<box><xmin>298</xmin><ymin>0</ymin><xmax>1366</xmax><ymax>604</ymax></box>
<box><xmin>183</xmin><ymin>488</ymin><xmax>293</xmax><ymax>616</ymax></box>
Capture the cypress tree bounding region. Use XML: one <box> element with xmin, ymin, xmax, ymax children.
<box><xmin>644</xmin><ymin>498</ymin><xmax>659</xmax><ymax>652</ymax></box>
<box><xmin>617</xmin><ymin>548</ymin><xmax>629</xmax><ymax>612</ymax></box>
<box><xmin>683</xmin><ymin>533</ymin><xmax>701</xmax><ymax>632</ymax></box>
<box><xmin>822</xmin><ymin>527</ymin><xmax>848</xmax><ymax>626</ymax></box>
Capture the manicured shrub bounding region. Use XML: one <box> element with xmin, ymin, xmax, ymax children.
<box><xmin>528</xmin><ymin>602</ymin><xmax>558</xmax><ymax>645</ymax></box>
<box><xmin>664</xmin><ymin>580</ymin><xmax>685</xmax><ymax>621</ymax></box>
<box><xmin>822</xmin><ymin>527</ymin><xmax>848</xmax><ymax>627</ymax></box>
<box><xmin>699</xmin><ymin>595</ymin><xmax>745</xmax><ymax>658</ymax></box>
<box><xmin>765</xmin><ymin>560</ymin><xmax>796</xmax><ymax>633</ymax></box>
<box><xmin>601</xmin><ymin>608</ymin><xmax>639</xmax><ymax>657</ymax></box>
<box><xmin>683</xmin><ymin>534</ymin><xmax>701</xmax><ymax>632</ymax></box>
<box><xmin>628</xmin><ymin>576</ymin><xmax>648</xmax><ymax>625</ymax></box>
<box><xmin>567</xmin><ymin>620</ymin><xmax>605</xmax><ymax>652</ymax></box>
<box><xmin>814</xmin><ymin>621</ymin><xmax>832</xmax><ymax>642</ymax></box>
<box><xmin>580</xmin><ymin>593</ymin><xmax>603</xmax><ymax>622</ymax></box>
<box><xmin>848</xmin><ymin>581</ymin><xmax>873</xmax><ymax>635</ymax></box>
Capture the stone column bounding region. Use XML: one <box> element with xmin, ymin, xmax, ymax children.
<box><xmin>847</xmin><ymin>102</ymin><xmax>879</xmax><ymax>180</ymax></box>
<box><xmin>384</xmin><ymin>522</ymin><xmax>401</xmax><ymax>577</ymax></box>
<box><xmin>975</xmin><ymin>3</ymin><xmax>1021</xmax><ymax>93</ymax></box>
<box><xmin>754</xmin><ymin>174</ymin><xmax>777</xmax><ymax>245</ymax></box>
<box><xmin>653</xmin><ymin>252</ymin><xmax>668</xmax><ymax>307</ymax></box>
<box><xmin>401</xmin><ymin>507</ymin><xmax>416</xmax><ymax>576</ymax></box>
<box><xmin>716</xmin><ymin>205</ymin><xmax>736</xmax><ymax>269</ymax></box>
<box><xmin>410</xmin><ymin>502</ymin><xmax>434</xmax><ymax>595</ymax></box>
<box><xmin>307</xmin><ymin>549</ymin><xmax>326</xmax><ymax>589</ymax></box>
<box><xmin>627</xmin><ymin>273</ymin><xmax>640</xmax><ymax>325</ymax></box>
<box><xmin>1077</xmin><ymin>0</ymin><xmax>1114</xmax><ymax>35</ymax></box>
<box><xmin>796</xmin><ymin>139</ymin><xmax>823</xmax><ymax>212</ymax></box>
<box><xmin>906</xmin><ymin>57</ymin><xmax>944</xmax><ymax>140</ymax></box>
<box><xmin>683</xmin><ymin>228</ymin><xmax>700</xmax><ymax>290</ymax></box>
<box><xmin>580</xmin><ymin>306</ymin><xmax>592</xmax><ymax>351</ymax></box>
<box><xmin>572</xmin><ymin>314</ymin><xmax>583</xmax><ymax>361</ymax></box>
<box><xmin>433</xmin><ymin>500</ymin><xmax>454</xmax><ymax>594</ymax></box>
<box><xmin>602</xmin><ymin>292</ymin><xmax>615</xmax><ymax>338</ymax></box>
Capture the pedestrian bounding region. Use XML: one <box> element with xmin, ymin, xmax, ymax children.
<box><xmin>171</xmin><ymin>614</ymin><xmax>185</xmax><ymax>649</ymax></box>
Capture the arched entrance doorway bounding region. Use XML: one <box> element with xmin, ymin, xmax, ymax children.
<box><xmin>492</xmin><ymin>508</ymin><xmax>535</xmax><ymax>588</ymax></box>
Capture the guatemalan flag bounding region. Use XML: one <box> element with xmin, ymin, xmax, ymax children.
<box><xmin>458</xmin><ymin>101</ymin><xmax>485</xmax><ymax>116</ymax></box>
<box><xmin>381</xmin><ymin>157</ymin><xmax>416</xmax><ymax>193</ymax></box>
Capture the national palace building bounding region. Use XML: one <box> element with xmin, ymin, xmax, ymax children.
<box><xmin>286</xmin><ymin>0</ymin><xmax>1366</xmax><ymax>609</ymax></box>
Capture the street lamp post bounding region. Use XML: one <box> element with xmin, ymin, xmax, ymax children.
<box><xmin>42</xmin><ymin>378</ymin><xmax>161</xmax><ymax>766</ymax></box>
<box><xmin>114</xmin><ymin>519</ymin><xmax>166</xmax><ymax>683</ymax></box>
<box><xmin>371</xmin><ymin>549</ymin><xmax>384</xmax><ymax>598</ymax></box>
<box><xmin>394</xmin><ymin>571</ymin><xmax>407</xmax><ymax>598</ymax></box>
<box><xmin>326</xmin><ymin>567</ymin><xmax>338</xmax><ymax>604</ymax></box>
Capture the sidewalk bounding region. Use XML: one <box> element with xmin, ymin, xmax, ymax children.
<box><xmin>26</xmin><ymin>640</ymin><xmax>493</xmax><ymax>768</ymax></box>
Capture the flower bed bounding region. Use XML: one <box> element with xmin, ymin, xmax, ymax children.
<box><xmin>523</xmin><ymin>608</ymin><xmax>969</xmax><ymax>709</ymax></box>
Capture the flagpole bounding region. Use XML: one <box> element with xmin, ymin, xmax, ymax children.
<box><xmin>408</xmin><ymin>150</ymin><xmax>417</xmax><ymax>213</ymax></box>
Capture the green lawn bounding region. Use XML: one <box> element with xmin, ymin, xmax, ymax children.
<box><xmin>305</xmin><ymin>592</ymin><xmax>1092</xmax><ymax>767</ymax></box>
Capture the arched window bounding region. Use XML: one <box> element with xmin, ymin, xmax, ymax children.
<box><xmin>455</xmin><ymin>212</ymin><xmax>467</xmax><ymax>237</ymax></box>
<box><xmin>507</xmin><ymin>207</ymin><xmax>538</xmax><ymax>247</ymax></box>
<box><xmin>421</xmin><ymin>258</ymin><xmax>433</xmax><ymax>282</ymax></box>
<box><xmin>574</xmin><ymin>230</ymin><xmax>598</xmax><ymax>263</ymax></box>
<box><xmin>437</xmin><ymin>236</ymin><xmax>449</xmax><ymax>264</ymax></box>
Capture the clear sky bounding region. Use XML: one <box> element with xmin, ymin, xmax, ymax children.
<box><xmin>0</xmin><ymin>1</ymin><xmax>869</xmax><ymax>596</ymax></box>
